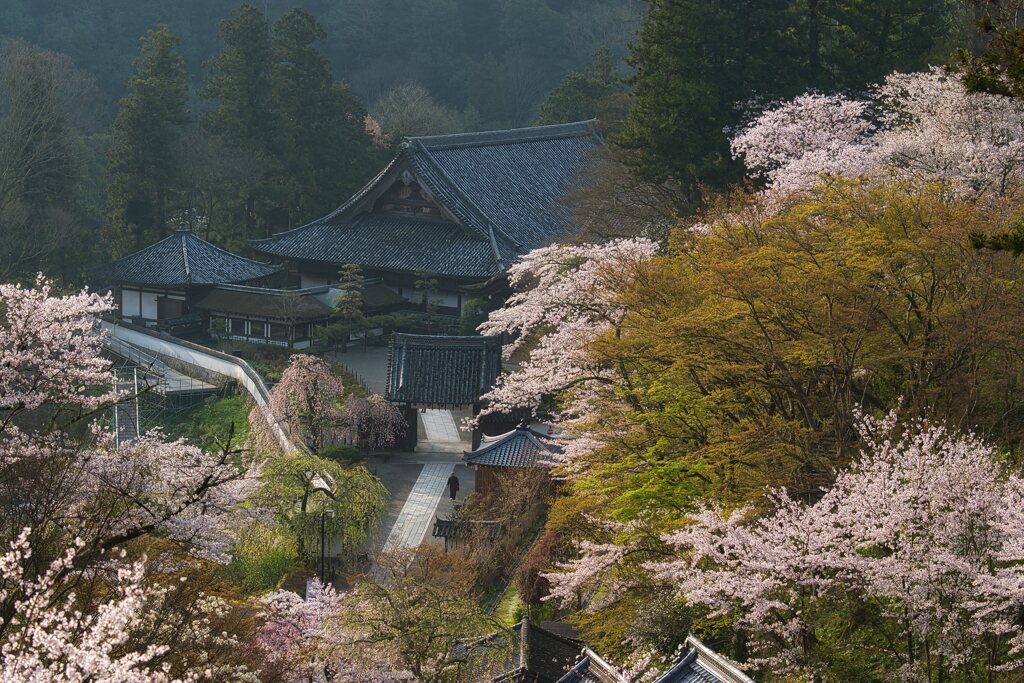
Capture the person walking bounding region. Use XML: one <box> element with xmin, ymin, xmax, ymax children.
<box><xmin>447</xmin><ymin>473</ymin><xmax>460</xmax><ymax>500</ymax></box>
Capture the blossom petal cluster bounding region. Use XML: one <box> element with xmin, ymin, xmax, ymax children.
<box><xmin>259</xmin><ymin>584</ymin><xmax>405</xmax><ymax>682</ymax></box>
<box><xmin>732</xmin><ymin>68</ymin><xmax>1024</xmax><ymax>196</ymax></box>
<box><xmin>649</xmin><ymin>412</ymin><xmax>1024</xmax><ymax>675</ymax></box>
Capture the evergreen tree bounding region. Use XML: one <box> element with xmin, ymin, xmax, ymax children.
<box><xmin>0</xmin><ymin>41</ymin><xmax>84</xmax><ymax>282</ymax></box>
<box><xmin>269</xmin><ymin>8</ymin><xmax>381</xmax><ymax>229</ymax></box>
<box><xmin>105</xmin><ymin>25</ymin><xmax>189</xmax><ymax>257</ymax></box>
<box><xmin>797</xmin><ymin>0</ymin><xmax>956</xmax><ymax>90</ymax></box>
<box><xmin>202</xmin><ymin>4</ymin><xmax>276</xmax><ymax>243</ymax></box>
<box><xmin>616</xmin><ymin>0</ymin><xmax>800</xmax><ymax>208</ymax></box>
<box><xmin>618</xmin><ymin>0</ymin><xmax>955</xmax><ymax>209</ymax></box>
<box><xmin>202</xmin><ymin>5</ymin><xmax>381</xmax><ymax>240</ymax></box>
<box><xmin>326</xmin><ymin>263</ymin><xmax>367</xmax><ymax>352</ymax></box>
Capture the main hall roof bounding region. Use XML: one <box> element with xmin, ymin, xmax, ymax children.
<box><xmin>252</xmin><ymin>120</ymin><xmax>602</xmax><ymax>280</ymax></box>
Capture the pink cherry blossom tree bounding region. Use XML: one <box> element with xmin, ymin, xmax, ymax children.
<box><xmin>343</xmin><ymin>394</ymin><xmax>406</xmax><ymax>452</ymax></box>
<box><xmin>0</xmin><ymin>278</ymin><xmax>263</xmax><ymax>678</ymax></box>
<box><xmin>261</xmin><ymin>354</ymin><xmax>346</xmax><ymax>453</ymax></box>
<box><xmin>643</xmin><ymin>410</ymin><xmax>1024</xmax><ymax>679</ymax></box>
<box><xmin>0</xmin><ymin>530</ymin><xmax>176</xmax><ymax>682</ymax></box>
<box><xmin>259</xmin><ymin>583</ymin><xmax>405</xmax><ymax>682</ymax></box>
<box><xmin>477</xmin><ymin>238</ymin><xmax>659</xmax><ymax>427</ymax></box>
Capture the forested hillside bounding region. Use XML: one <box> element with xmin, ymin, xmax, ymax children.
<box><xmin>0</xmin><ymin>0</ymin><xmax>643</xmax><ymax>129</ymax></box>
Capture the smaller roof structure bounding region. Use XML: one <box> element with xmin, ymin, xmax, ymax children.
<box><xmin>557</xmin><ymin>636</ymin><xmax>755</xmax><ymax>683</ymax></box>
<box><xmin>556</xmin><ymin>647</ymin><xmax>628</xmax><ymax>683</ymax></box>
<box><xmin>652</xmin><ymin>636</ymin><xmax>755</xmax><ymax>683</ymax></box>
<box><xmin>93</xmin><ymin>229</ymin><xmax>281</xmax><ymax>288</ymax></box>
<box><xmin>468</xmin><ymin>619</ymin><xmax>583</xmax><ymax>683</ymax></box>
<box><xmin>464</xmin><ymin>424</ymin><xmax>563</xmax><ymax>468</ymax></box>
<box><xmin>386</xmin><ymin>333</ymin><xmax>502</xmax><ymax>407</ymax></box>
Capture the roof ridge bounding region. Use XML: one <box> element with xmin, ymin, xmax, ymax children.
<box><xmin>180</xmin><ymin>232</ymin><xmax>191</xmax><ymax>282</ymax></box>
<box><xmin>320</xmin><ymin>154</ymin><xmax>402</xmax><ymax>224</ymax></box>
<box><xmin>180</xmin><ymin>230</ymin><xmax>277</xmax><ymax>266</ymax></box>
<box><xmin>409</xmin><ymin>138</ymin><xmax>520</xmax><ymax>264</ymax></box>
<box><xmin>406</xmin><ymin>120</ymin><xmax>599</xmax><ymax>151</ymax></box>
<box><xmin>392</xmin><ymin>332</ymin><xmax>501</xmax><ymax>343</ymax></box>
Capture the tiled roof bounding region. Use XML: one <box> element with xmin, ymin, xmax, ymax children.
<box><xmin>557</xmin><ymin>637</ymin><xmax>755</xmax><ymax>683</ymax></box>
<box><xmin>386</xmin><ymin>333</ymin><xmax>503</xmax><ymax>407</ymax></box>
<box><xmin>556</xmin><ymin>648</ymin><xmax>627</xmax><ymax>683</ymax></box>
<box><xmin>252</xmin><ymin>121</ymin><xmax>602</xmax><ymax>279</ymax></box>
<box><xmin>408</xmin><ymin>121</ymin><xmax>601</xmax><ymax>254</ymax></box>
<box><xmin>93</xmin><ymin>230</ymin><xmax>281</xmax><ymax>287</ymax></box>
<box><xmin>464</xmin><ymin>425</ymin><xmax>562</xmax><ymax>468</ymax></box>
<box><xmin>653</xmin><ymin>637</ymin><xmax>755</xmax><ymax>683</ymax></box>
<box><xmin>250</xmin><ymin>214</ymin><xmax>501</xmax><ymax>280</ymax></box>
<box><xmin>468</xmin><ymin>619</ymin><xmax>583</xmax><ymax>683</ymax></box>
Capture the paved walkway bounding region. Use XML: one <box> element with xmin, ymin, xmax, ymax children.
<box><xmin>421</xmin><ymin>409</ymin><xmax>461</xmax><ymax>442</ymax></box>
<box><xmin>380</xmin><ymin>462</ymin><xmax>455</xmax><ymax>553</ymax></box>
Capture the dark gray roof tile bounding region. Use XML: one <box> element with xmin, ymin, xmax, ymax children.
<box><xmin>93</xmin><ymin>230</ymin><xmax>280</xmax><ymax>287</ymax></box>
<box><xmin>386</xmin><ymin>333</ymin><xmax>502</xmax><ymax>406</ymax></box>
<box><xmin>464</xmin><ymin>426</ymin><xmax>562</xmax><ymax>468</ymax></box>
<box><xmin>252</xmin><ymin>121</ymin><xmax>602</xmax><ymax>279</ymax></box>
<box><xmin>251</xmin><ymin>215</ymin><xmax>500</xmax><ymax>279</ymax></box>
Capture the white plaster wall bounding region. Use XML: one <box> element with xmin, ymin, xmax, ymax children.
<box><xmin>121</xmin><ymin>289</ymin><xmax>141</xmax><ymax>318</ymax></box>
<box><xmin>141</xmin><ymin>292</ymin><xmax>159</xmax><ymax>320</ymax></box>
<box><xmin>101</xmin><ymin>321</ymin><xmax>299</xmax><ymax>453</ymax></box>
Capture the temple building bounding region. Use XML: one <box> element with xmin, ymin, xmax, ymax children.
<box><xmin>250</xmin><ymin>120</ymin><xmax>603</xmax><ymax>317</ymax></box>
<box><xmin>195</xmin><ymin>280</ymin><xmax>404</xmax><ymax>349</ymax></box>
<box><xmin>92</xmin><ymin>229</ymin><xmax>408</xmax><ymax>347</ymax></box>
<box><xmin>557</xmin><ymin>635</ymin><xmax>756</xmax><ymax>683</ymax></box>
<box><xmin>385</xmin><ymin>333</ymin><xmax>504</xmax><ymax>450</ymax></box>
<box><xmin>92</xmin><ymin>229</ymin><xmax>281</xmax><ymax>333</ymax></box>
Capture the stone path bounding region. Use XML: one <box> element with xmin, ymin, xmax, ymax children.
<box><xmin>421</xmin><ymin>408</ymin><xmax>461</xmax><ymax>442</ymax></box>
<box><xmin>380</xmin><ymin>462</ymin><xmax>455</xmax><ymax>553</ymax></box>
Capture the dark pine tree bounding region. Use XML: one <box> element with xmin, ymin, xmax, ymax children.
<box><xmin>269</xmin><ymin>8</ymin><xmax>382</xmax><ymax>230</ymax></box>
<box><xmin>202</xmin><ymin>3</ymin><xmax>277</xmax><ymax>243</ymax></box>
<box><xmin>106</xmin><ymin>25</ymin><xmax>189</xmax><ymax>257</ymax></box>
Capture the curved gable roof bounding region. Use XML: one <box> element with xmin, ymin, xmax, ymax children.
<box><xmin>251</xmin><ymin>121</ymin><xmax>602</xmax><ymax>278</ymax></box>
<box><xmin>464</xmin><ymin>425</ymin><xmax>562</xmax><ymax>468</ymax></box>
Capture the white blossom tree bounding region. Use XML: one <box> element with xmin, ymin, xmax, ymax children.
<box><xmin>477</xmin><ymin>238</ymin><xmax>659</xmax><ymax>425</ymax></box>
<box><xmin>641</xmin><ymin>411</ymin><xmax>1024</xmax><ymax>679</ymax></box>
<box><xmin>732</xmin><ymin>67</ymin><xmax>1024</xmax><ymax>197</ymax></box>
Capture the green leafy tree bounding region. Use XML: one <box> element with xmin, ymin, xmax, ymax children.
<box><xmin>415</xmin><ymin>270</ymin><xmax>440</xmax><ymax>334</ymax></box>
<box><xmin>256</xmin><ymin>450</ymin><xmax>387</xmax><ymax>567</ymax></box>
<box><xmin>326</xmin><ymin>263</ymin><xmax>367</xmax><ymax>352</ymax></box>
<box><xmin>537</xmin><ymin>47</ymin><xmax>627</xmax><ymax>128</ymax></box>
<box><xmin>106</xmin><ymin>25</ymin><xmax>189</xmax><ymax>257</ymax></box>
